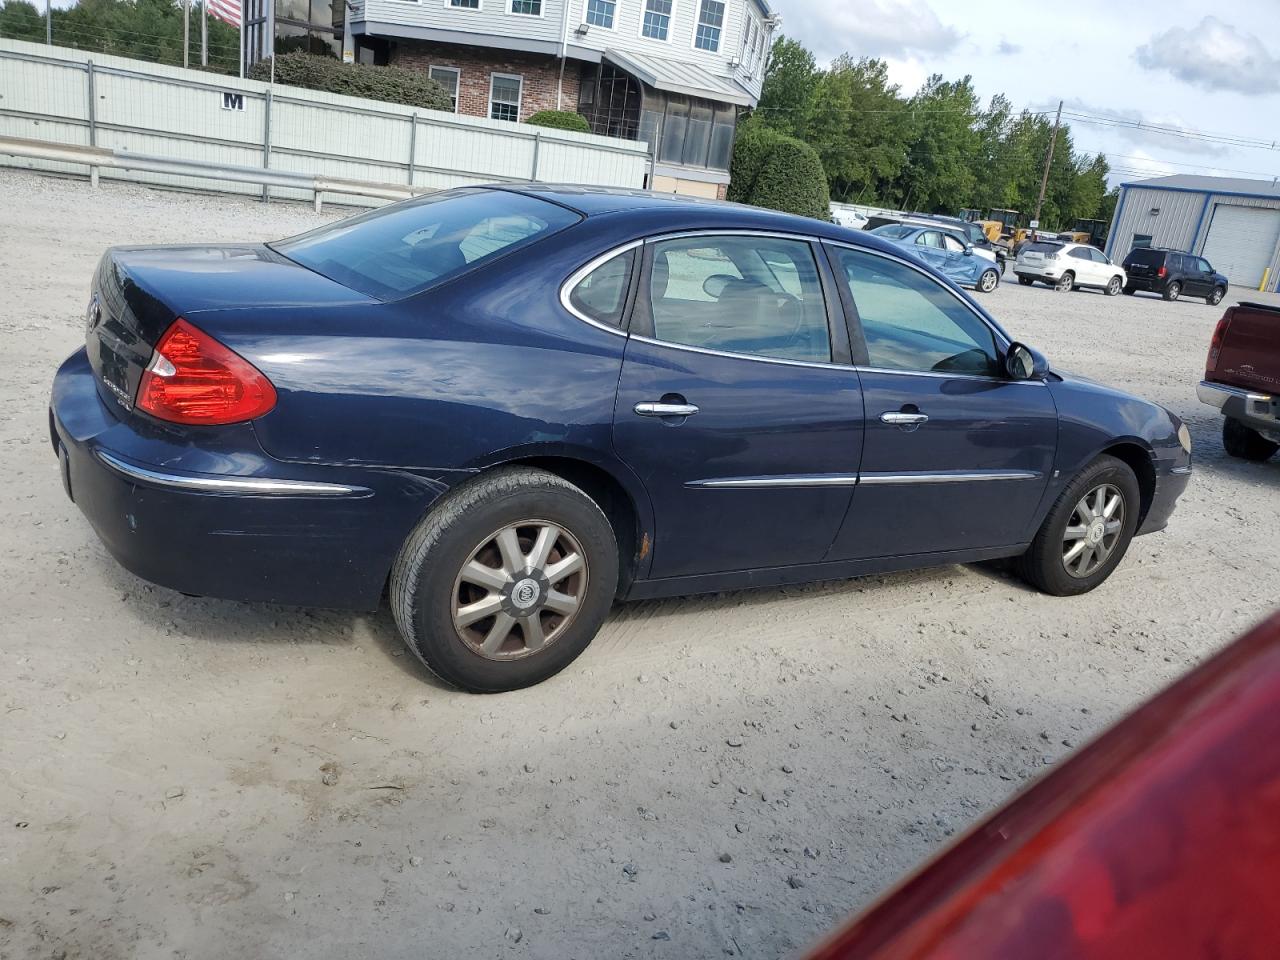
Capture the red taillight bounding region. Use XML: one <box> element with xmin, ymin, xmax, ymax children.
<box><xmin>1206</xmin><ymin>309</ymin><xmax>1234</xmax><ymax>375</ymax></box>
<box><xmin>1157</xmin><ymin>265</ymin><xmax>1167</xmax><ymax>278</ymax></box>
<box><xmin>136</xmin><ymin>318</ymin><xmax>276</xmax><ymax>425</ymax></box>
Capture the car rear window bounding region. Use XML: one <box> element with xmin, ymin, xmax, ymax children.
<box><xmin>1025</xmin><ymin>242</ymin><xmax>1063</xmax><ymax>254</ymax></box>
<box><xmin>1126</xmin><ymin>248</ymin><xmax>1165</xmax><ymax>267</ymax></box>
<box><xmin>272</xmin><ymin>188</ymin><xmax>581</xmax><ymax>301</ymax></box>
<box><xmin>871</xmin><ymin>224</ymin><xmax>914</xmax><ymax>240</ymax></box>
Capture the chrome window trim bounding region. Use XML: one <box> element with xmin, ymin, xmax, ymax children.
<box><xmin>859</xmin><ymin>470</ymin><xmax>1040</xmax><ymax>485</ymax></box>
<box><xmin>629</xmin><ymin>335</ymin><xmax>851</xmax><ymax>371</ymax></box>
<box><xmin>96</xmin><ymin>450</ymin><xmax>370</xmax><ymax>497</ymax></box>
<box><xmin>856</xmin><ymin>365</ymin><xmax>1046</xmax><ymax>386</ymax></box>
<box><xmin>558</xmin><ymin>239</ymin><xmax>643</xmax><ymax>336</ymax></box>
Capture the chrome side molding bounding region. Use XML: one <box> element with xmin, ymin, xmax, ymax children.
<box><xmin>95</xmin><ymin>450</ymin><xmax>370</xmax><ymax>497</ymax></box>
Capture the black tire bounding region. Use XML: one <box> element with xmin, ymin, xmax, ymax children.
<box><xmin>977</xmin><ymin>268</ymin><xmax>999</xmax><ymax>293</ymax></box>
<box><xmin>1054</xmin><ymin>271</ymin><xmax>1075</xmax><ymax>292</ymax></box>
<box><xmin>1163</xmin><ymin>281</ymin><xmax>1182</xmax><ymax>301</ymax></box>
<box><xmin>1018</xmin><ymin>275</ymin><xmax>1034</xmax><ymax>286</ymax></box>
<box><xmin>1122</xmin><ymin>285</ymin><xmax>1135</xmax><ymax>295</ymax></box>
<box><xmin>390</xmin><ymin>467</ymin><xmax>619</xmax><ymax>693</ymax></box>
<box><xmin>1206</xmin><ymin>286</ymin><xmax>1226</xmax><ymax>306</ymax></box>
<box><xmin>1222</xmin><ymin>418</ymin><xmax>1279</xmax><ymax>462</ymax></box>
<box><xmin>1104</xmin><ymin>276</ymin><xmax>1123</xmax><ymax>297</ymax></box>
<box><xmin>1015</xmin><ymin>455</ymin><xmax>1142</xmax><ymax>596</ymax></box>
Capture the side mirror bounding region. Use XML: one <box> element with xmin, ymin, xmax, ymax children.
<box><xmin>1005</xmin><ymin>342</ymin><xmax>1049</xmax><ymax>381</ymax></box>
<box><xmin>962</xmin><ymin>245</ymin><xmax>973</xmax><ymax>256</ymax></box>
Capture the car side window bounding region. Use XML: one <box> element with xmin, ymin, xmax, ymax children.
<box><xmin>942</xmin><ymin>234</ymin><xmax>965</xmax><ymax>254</ymax></box>
<box><xmin>916</xmin><ymin>231</ymin><xmax>944</xmax><ymax>250</ymax></box>
<box><xmin>832</xmin><ymin>246</ymin><xmax>1001</xmax><ymax>377</ymax></box>
<box><xmin>567</xmin><ymin>249</ymin><xmax>635</xmax><ymax>328</ymax></box>
<box><xmin>1197</xmin><ymin>258</ymin><xmax>1213</xmax><ymax>273</ymax></box>
<box><xmin>1090</xmin><ymin>248</ymin><xmax>1109</xmax><ymax>263</ymax></box>
<box><xmin>645</xmin><ymin>236</ymin><xmax>831</xmax><ymax>363</ymax></box>
<box><xmin>1069</xmin><ymin>247</ymin><xmax>1091</xmax><ymax>260</ymax></box>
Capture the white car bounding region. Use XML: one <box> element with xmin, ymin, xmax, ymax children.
<box><xmin>1015</xmin><ymin>241</ymin><xmax>1127</xmax><ymax>295</ymax></box>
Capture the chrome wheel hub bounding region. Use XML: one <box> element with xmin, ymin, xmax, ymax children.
<box><xmin>452</xmin><ymin>521</ymin><xmax>587</xmax><ymax>660</ymax></box>
<box><xmin>1062</xmin><ymin>483</ymin><xmax>1124</xmax><ymax>579</ymax></box>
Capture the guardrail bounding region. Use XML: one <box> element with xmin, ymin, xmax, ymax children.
<box><xmin>0</xmin><ymin>134</ymin><xmax>426</xmax><ymax>210</ymax></box>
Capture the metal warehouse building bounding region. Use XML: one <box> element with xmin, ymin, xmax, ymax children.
<box><xmin>1105</xmin><ymin>174</ymin><xmax>1280</xmax><ymax>293</ymax></box>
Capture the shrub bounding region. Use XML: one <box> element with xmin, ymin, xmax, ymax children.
<box><xmin>249</xmin><ymin>53</ymin><xmax>452</xmax><ymax>112</ymax></box>
<box><xmin>526</xmin><ymin>110</ymin><xmax>591</xmax><ymax>133</ymax></box>
<box><xmin>727</xmin><ymin>121</ymin><xmax>830</xmax><ymax>220</ymax></box>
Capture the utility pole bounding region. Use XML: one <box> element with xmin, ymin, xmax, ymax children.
<box><xmin>201</xmin><ymin>0</ymin><xmax>208</xmax><ymax>67</ymax></box>
<box><xmin>44</xmin><ymin>0</ymin><xmax>51</xmax><ymax>44</ymax></box>
<box><xmin>183</xmin><ymin>0</ymin><xmax>190</xmax><ymax>68</ymax></box>
<box><xmin>1034</xmin><ymin>100</ymin><xmax>1063</xmax><ymax>226</ymax></box>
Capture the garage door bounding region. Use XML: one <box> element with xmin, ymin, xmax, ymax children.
<box><xmin>1200</xmin><ymin>203</ymin><xmax>1280</xmax><ymax>288</ymax></box>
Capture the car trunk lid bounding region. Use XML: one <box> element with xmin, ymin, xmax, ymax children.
<box><xmin>86</xmin><ymin>244</ymin><xmax>373</xmax><ymax>416</ymax></box>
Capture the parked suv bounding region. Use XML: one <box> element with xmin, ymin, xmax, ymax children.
<box><xmin>1015</xmin><ymin>241</ymin><xmax>1127</xmax><ymax>295</ymax></box>
<box><xmin>1121</xmin><ymin>248</ymin><xmax>1229</xmax><ymax>304</ymax></box>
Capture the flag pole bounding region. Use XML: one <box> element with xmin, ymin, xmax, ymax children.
<box><xmin>183</xmin><ymin>0</ymin><xmax>190</xmax><ymax>69</ymax></box>
<box><xmin>238</xmin><ymin>1</ymin><xmax>245</xmax><ymax>78</ymax></box>
<box><xmin>201</xmin><ymin>0</ymin><xmax>208</xmax><ymax>67</ymax></box>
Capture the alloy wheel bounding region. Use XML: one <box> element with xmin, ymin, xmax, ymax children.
<box><xmin>1061</xmin><ymin>483</ymin><xmax>1124</xmax><ymax>579</ymax></box>
<box><xmin>1209</xmin><ymin>287</ymin><xmax>1224</xmax><ymax>305</ymax></box>
<box><xmin>1055</xmin><ymin>273</ymin><xmax>1073</xmax><ymax>292</ymax></box>
<box><xmin>451</xmin><ymin>520</ymin><xmax>588</xmax><ymax>660</ymax></box>
<box><xmin>1107</xmin><ymin>277</ymin><xmax>1121</xmax><ymax>295</ymax></box>
<box><xmin>979</xmin><ymin>270</ymin><xmax>998</xmax><ymax>292</ymax></box>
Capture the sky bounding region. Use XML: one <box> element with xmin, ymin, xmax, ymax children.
<box><xmin>777</xmin><ymin>0</ymin><xmax>1280</xmax><ymax>188</ymax></box>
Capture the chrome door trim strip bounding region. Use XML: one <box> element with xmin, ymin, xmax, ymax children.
<box><xmin>558</xmin><ymin>239</ymin><xmax>644</xmax><ymax>336</ymax></box>
<box><xmin>687</xmin><ymin>475</ymin><xmax>861</xmax><ymax>488</ymax></box>
<box><xmin>629</xmin><ymin>335</ymin><xmax>851</xmax><ymax>371</ymax></box>
<box><xmin>856</xmin><ymin>365</ymin><xmax>1047</xmax><ymax>386</ymax></box>
<box><xmin>96</xmin><ymin>450</ymin><xmax>370</xmax><ymax>497</ymax></box>
<box><xmin>859</xmin><ymin>470</ymin><xmax>1040</xmax><ymax>485</ymax></box>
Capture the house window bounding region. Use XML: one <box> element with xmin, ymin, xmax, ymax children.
<box><xmin>1132</xmin><ymin>234</ymin><xmax>1153</xmax><ymax>249</ymax></box>
<box><xmin>742</xmin><ymin>18</ymin><xmax>756</xmax><ymax>65</ymax></box>
<box><xmin>641</xmin><ymin>0</ymin><xmax>671</xmax><ymax>40</ymax></box>
<box><xmin>586</xmin><ymin>0</ymin><xmax>615</xmax><ymax>28</ymax></box>
<box><xmin>489</xmin><ymin>73</ymin><xmax>522</xmax><ymax>122</ymax></box>
<box><xmin>694</xmin><ymin>0</ymin><xmax>724</xmax><ymax>51</ymax></box>
<box><xmin>510</xmin><ymin>0</ymin><xmax>541</xmax><ymax>14</ymax></box>
<box><xmin>449</xmin><ymin>0</ymin><xmax>480</xmax><ymax>8</ymax></box>
<box><xmin>429</xmin><ymin>65</ymin><xmax>460</xmax><ymax>111</ymax></box>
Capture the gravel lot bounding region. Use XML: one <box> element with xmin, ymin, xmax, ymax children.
<box><xmin>3</xmin><ymin>171</ymin><xmax>1278</xmax><ymax>960</ymax></box>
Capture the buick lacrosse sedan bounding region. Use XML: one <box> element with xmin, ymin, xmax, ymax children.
<box><xmin>50</xmin><ymin>186</ymin><xmax>1191</xmax><ymax>692</ymax></box>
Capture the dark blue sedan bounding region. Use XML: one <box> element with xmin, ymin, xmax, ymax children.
<box><xmin>50</xmin><ymin>186</ymin><xmax>1191</xmax><ymax>692</ymax></box>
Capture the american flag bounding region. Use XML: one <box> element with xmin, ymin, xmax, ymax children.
<box><xmin>208</xmin><ymin>0</ymin><xmax>242</xmax><ymax>28</ymax></box>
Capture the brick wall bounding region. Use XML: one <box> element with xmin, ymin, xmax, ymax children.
<box><xmin>391</xmin><ymin>40</ymin><xmax>580</xmax><ymax>122</ymax></box>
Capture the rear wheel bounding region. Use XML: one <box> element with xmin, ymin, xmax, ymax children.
<box><xmin>1163</xmin><ymin>281</ymin><xmax>1182</xmax><ymax>301</ymax></box>
<box><xmin>977</xmin><ymin>268</ymin><xmax>999</xmax><ymax>293</ymax></box>
<box><xmin>1054</xmin><ymin>271</ymin><xmax>1075</xmax><ymax>292</ymax></box>
<box><xmin>1018</xmin><ymin>275</ymin><xmax>1034</xmax><ymax>286</ymax></box>
<box><xmin>1207</xmin><ymin>286</ymin><xmax>1226</xmax><ymax>306</ymax></box>
<box><xmin>1016</xmin><ymin>455</ymin><xmax>1140</xmax><ymax>596</ymax></box>
<box><xmin>1222</xmin><ymin>418</ymin><xmax>1279</xmax><ymax>462</ymax></box>
<box><xmin>1105</xmin><ymin>276</ymin><xmax>1123</xmax><ymax>296</ymax></box>
<box><xmin>390</xmin><ymin>467</ymin><xmax>619</xmax><ymax>692</ymax></box>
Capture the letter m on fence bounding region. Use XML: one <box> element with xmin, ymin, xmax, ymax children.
<box><xmin>221</xmin><ymin>92</ymin><xmax>245</xmax><ymax>111</ymax></box>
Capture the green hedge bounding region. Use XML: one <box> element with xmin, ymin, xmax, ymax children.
<box><xmin>727</xmin><ymin>122</ymin><xmax>830</xmax><ymax>220</ymax></box>
<box><xmin>249</xmin><ymin>53</ymin><xmax>452</xmax><ymax>112</ymax></box>
<box><xmin>526</xmin><ymin>110</ymin><xmax>592</xmax><ymax>133</ymax></box>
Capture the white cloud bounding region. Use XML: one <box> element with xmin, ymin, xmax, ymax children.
<box><xmin>996</xmin><ymin>39</ymin><xmax>1021</xmax><ymax>56</ymax></box>
<box><xmin>780</xmin><ymin>0</ymin><xmax>962</xmax><ymax>65</ymax></box>
<box><xmin>1135</xmin><ymin>17</ymin><xmax>1280</xmax><ymax>95</ymax></box>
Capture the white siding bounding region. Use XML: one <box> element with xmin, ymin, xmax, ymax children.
<box><xmin>356</xmin><ymin>0</ymin><xmax>770</xmax><ymax>102</ymax></box>
<box><xmin>0</xmin><ymin>38</ymin><xmax>648</xmax><ymax>203</ymax></box>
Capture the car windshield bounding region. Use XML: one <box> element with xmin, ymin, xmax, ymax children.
<box><xmin>871</xmin><ymin>224</ymin><xmax>915</xmax><ymax>240</ymax></box>
<box><xmin>271</xmin><ymin>188</ymin><xmax>581</xmax><ymax>301</ymax></box>
<box><xmin>1025</xmin><ymin>242</ymin><xmax>1063</xmax><ymax>254</ymax></box>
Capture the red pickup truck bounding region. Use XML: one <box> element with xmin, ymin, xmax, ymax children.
<box><xmin>1197</xmin><ymin>301</ymin><xmax>1280</xmax><ymax>462</ymax></box>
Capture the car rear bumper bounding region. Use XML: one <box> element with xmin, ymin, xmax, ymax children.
<box><xmin>1123</xmin><ymin>275</ymin><xmax>1164</xmax><ymax>292</ymax></box>
<box><xmin>1015</xmin><ymin>264</ymin><xmax>1061</xmax><ymax>281</ymax></box>
<box><xmin>50</xmin><ymin>348</ymin><xmax>445</xmax><ymax>610</ymax></box>
<box><xmin>1198</xmin><ymin>380</ymin><xmax>1279</xmax><ymax>437</ymax></box>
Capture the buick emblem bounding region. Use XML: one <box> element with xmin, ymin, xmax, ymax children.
<box><xmin>511</xmin><ymin>578</ymin><xmax>540</xmax><ymax>610</ymax></box>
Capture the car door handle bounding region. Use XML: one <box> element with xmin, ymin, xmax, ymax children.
<box><xmin>881</xmin><ymin>411</ymin><xmax>929</xmax><ymax>426</ymax></box>
<box><xmin>635</xmin><ymin>401</ymin><xmax>700</xmax><ymax>418</ymax></box>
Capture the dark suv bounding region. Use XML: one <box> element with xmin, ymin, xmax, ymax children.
<box><xmin>1121</xmin><ymin>248</ymin><xmax>1229</xmax><ymax>304</ymax></box>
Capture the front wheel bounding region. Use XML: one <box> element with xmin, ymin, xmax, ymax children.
<box><xmin>1163</xmin><ymin>281</ymin><xmax>1182</xmax><ymax>301</ymax></box>
<box><xmin>1018</xmin><ymin>275</ymin><xmax>1034</xmax><ymax>286</ymax></box>
<box><xmin>977</xmin><ymin>268</ymin><xmax>999</xmax><ymax>293</ymax></box>
<box><xmin>1223</xmin><ymin>418</ymin><xmax>1279</xmax><ymax>462</ymax></box>
<box><xmin>1207</xmin><ymin>286</ymin><xmax>1225</xmax><ymax>306</ymax></box>
<box><xmin>1054</xmin><ymin>271</ymin><xmax>1075</xmax><ymax>292</ymax></box>
<box><xmin>1015</xmin><ymin>455</ymin><xmax>1141</xmax><ymax>596</ymax></box>
<box><xmin>1105</xmin><ymin>276</ymin><xmax>1123</xmax><ymax>296</ymax></box>
<box><xmin>390</xmin><ymin>467</ymin><xmax>619</xmax><ymax>692</ymax></box>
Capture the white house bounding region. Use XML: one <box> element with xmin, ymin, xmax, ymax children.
<box><xmin>243</xmin><ymin>0</ymin><xmax>780</xmax><ymax>197</ymax></box>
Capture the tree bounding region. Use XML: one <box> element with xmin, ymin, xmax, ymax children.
<box><xmin>890</xmin><ymin>74</ymin><xmax>980</xmax><ymax>213</ymax></box>
<box><xmin>727</xmin><ymin>119</ymin><xmax>830</xmax><ymax>219</ymax></box>
<box><xmin>753</xmin><ymin>36</ymin><xmax>818</xmax><ymax>139</ymax></box>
